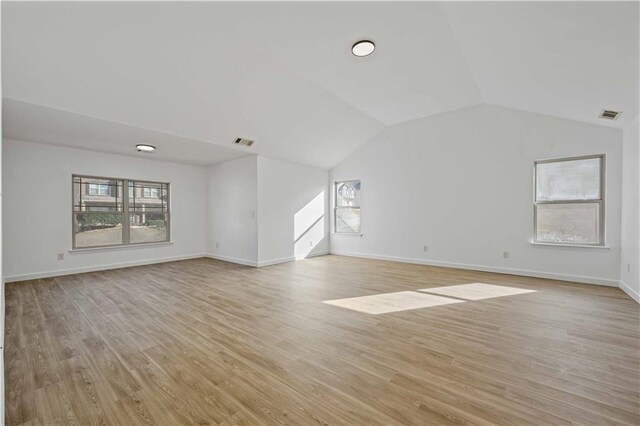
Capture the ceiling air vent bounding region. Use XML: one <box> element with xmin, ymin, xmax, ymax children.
<box><xmin>234</xmin><ymin>137</ymin><xmax>255</xmax><ymax>147</ymax></box>
<box><xmin>599</xmin><ymin>110</ymin><xmax>621</xmax><ymax>120</ymax></box>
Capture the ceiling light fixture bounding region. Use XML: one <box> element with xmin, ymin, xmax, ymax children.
<box><xmin>136</xmin><ymin>144</ymin><xmax>156</xmax><ymax>152</ymax></box>
<box><xmin>352</xmin><ymin>40</ymin><xmax>375</xmax><ymax>57</ymax></box>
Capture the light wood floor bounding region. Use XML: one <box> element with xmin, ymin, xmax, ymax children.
<box><xmin>4</xmin><ymin>255</ymin><xmax>640</xmax><ymax>425</ymax></box>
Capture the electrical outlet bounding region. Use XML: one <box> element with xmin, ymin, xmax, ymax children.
<box><xmin>57</xmin><ymin>252</ymin><xmax>65</xmax><ymax>261</ymax></box>
<box><xmin>503</xmin><ymin>251</ymin><xmax>510</xmax><ymax>259</ymax></box>
<box><xmin>423</xmin><ymin>245</ymin><xmax>429</xmax><ymax>253</ymax></box>
<box><xmin>628</xmin><ymin>264</ymin><xmax>631</xmax><ymax>273</ymax></box>
<box><xmin>309</xmin><ymin>240</ymin><xmax>313</xmax><ymax>247</ymax></box>
<box><xmin>216</xmin><ymin>242</ymin><xmax>219</xmax><ymax>249</ymax></box>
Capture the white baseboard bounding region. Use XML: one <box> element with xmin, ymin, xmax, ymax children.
<box><xmin>205</xmin><ymin>253</ymin><xmax>258</xmax><ymax>267</ymax></box>
<box><xmin>208</xmin><ymin>251</ymin><xmax>330</xmax><ymax>268</ymax></box>
<box><xmin>4</xmin><ymin>253</ymin><xmax>207</xmax><ymax>283</ymax></box>
<box><xmin>9</xmin><ymin>249</ymin><xmax>612</xmax><ymax>291</ymax></box>
<box><xmin>5</xmin><ymin>251</ymin><xmax>332</xmax><ymax>282</ymax></box>
<box><xmin>258</xmin><ymin>256</ymin><xmax>295</xmax><ymax>267</ymax></box>
<box><xmin>298</xmin><ymin>250</ymin><xmax>330</xmax><ymax>260</ymax></box>
<box><xmin>258</xmin><ymin>250</ymin><xmax>330</xmax><ymax>267</ymax></box>
<box><xmin>619</xmin><ymin>281</ymin><xmax>640</xmax><ymax>303</ymax></box>
<box><xmin>330</xmin><ymin>250</ymin><xmax>619</xmax><ymax>287</ymax></box>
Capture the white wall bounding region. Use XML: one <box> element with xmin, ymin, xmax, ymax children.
<box><xmin>3</xmin><ymin>105</ymin><xmax>631</xmax><ymax>291</ymax></box>
<box><xmin>206</xmin><ymin>155</ymin><xmax>258</xmax><ymax>266</ymax></box>
<box><xmin>620</xmin><ymin>118</ymin><xmax>640</xmax><ymax>301</ymax></box>
<box><xmin>330</xmin><ymin>104</ymin><xmax>623</xmax><ymax>286</ymax></box>
<box><xmin>2</xmin><ymin>145</ymin><xmax>327</xmax><ymax>277</ymax></box>
<box><xmin>206</xmin><ymin>155</ymin><xmax>329</xmax><ymax>267</ymax></box>
<box><xmin>257</xmin><ymin>156</ymin><xmax>329</xmax><ymax>266</ymax></box>
<box><xmin>2</xmin><ymin>139</ymin><xmax>208</xmax><ymax>281</ymax></box>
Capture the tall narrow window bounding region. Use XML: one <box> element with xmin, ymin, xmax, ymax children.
<box><xmin>129</xmin><ymin>181</ymin><xmax>170</xmax><ymax>244</ymax></box>
<box><xmin>73</xmin><ymin>176</ymin><xmax>124</xmax><ymax>248</ymax></box>
<box><xmin>335</xmin><ymin>180</ymin><xmax>361</xmax><ymax>233</ymax></box>
<box><xmin>534</xmin><ymin>155</ymin><xmax>604</xmax><ymax>245</ymax></box>
<box><xmin>73</xmin><ymin>175</ymin><xmax>170</xmax><ymax>249</ymax></box>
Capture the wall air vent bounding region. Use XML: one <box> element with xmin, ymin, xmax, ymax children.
<box><xmin>234</xmin><ymin>137</ymin><xmax>255</xmax><ymax>146</ymax></box>
<box><xmin>599</xmin><ymin>110</ymin><xmax>621</xmax><ymax>120</ymax></box>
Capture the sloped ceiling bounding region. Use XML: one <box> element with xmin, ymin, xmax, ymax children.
<box><xmin>2</xmin><ymin>98</ymin><xmax>249</xmax><ymax>166</ymax></box>
<box><xmin>2</xmin><ymin>2</ymin><xmax>638</xmax><ymax>168</ymax></box>
<box><xmin>442</xmin><ymin>1</ymin><xmax>639</xmax><ymax>128</ymax></box>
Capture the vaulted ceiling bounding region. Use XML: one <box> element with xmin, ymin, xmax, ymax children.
<box><xmin>2</xmin><ymin>1</ymin><xmax>638</xmax><ymax>168</ymax></box>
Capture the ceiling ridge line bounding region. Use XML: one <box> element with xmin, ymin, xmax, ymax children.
<box><xmin>438</xmin><ymin>2</ymin><xmax>486</xmax><ymax>105</ymax></box>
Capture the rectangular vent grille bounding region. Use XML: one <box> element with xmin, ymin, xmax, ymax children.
<box><xmin>234</xmin><ymin>137</ymin><xmax>254</xmax><ymax>146</ymax></box>
<box><xmin>600</xmin><ymin>110</ymin><xmax>621</xmax><ymax>120</ymax></box>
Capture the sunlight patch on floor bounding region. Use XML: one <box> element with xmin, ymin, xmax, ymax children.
<box><xmin>322</xmin><ymin>291</ymin><xmax>464</xmax><ymax>314</ymax></box>
<box><xmin>323</xmin><ymin>283</ymin><xmax>536</xmax><ymax>314</ymax></box>
<box><xmin>419</xmin><ymin>283</ymin><xmax>536</xmax><ymax>300</ymax></box>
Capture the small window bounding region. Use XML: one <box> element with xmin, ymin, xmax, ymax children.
<box><xmin>335</xmin><ymin>180</ymin><xmax>361</xmax><ymax>233</ymax></box>
<box><xmin>533</xmin><ymin>155</ymin><xmax>604</xmax><ymax>245</ymax></box>
<box><xmin>73</xmin><ymin>175</ymin><xmax>170</xmax><ymax>249</ymax></box>
<box><xmin>88</xmin><ymin>183</ymin><xmax>110</xmax><ymax>196</ymax></box>
<box><xmin>142</xmin><ymin>187</ymin><xmax>160</xmax><ymax>198</ymax></box>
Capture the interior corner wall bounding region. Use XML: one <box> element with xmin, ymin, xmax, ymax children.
<box><xmin>620</xmin><ymin>117</ymin><xmax>640</xmax><ymax>302</ymax></box>
<box><xmin>206</xmin><ymin>155</ymin><xmax>258</xmax><ymax>266</ymax></box>
<box><xmin>329</xmin><ymin>104</ymin><xmax>623</xmax><ymax>286</ymax></box>
<box><xmin>2</xmin><ymin>139</ymin><xmax>208</xmax><ymax>282</ymax></box>
<box><xmin>257</xmin><ymin>156</ymin><xmax>329</xmax><ymax>266</ymax></box>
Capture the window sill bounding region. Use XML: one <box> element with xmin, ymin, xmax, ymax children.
<box><xmin>69</xmin><ymin>241</ymin><xmax>174</xmax><ymax>254</ymax></box>
<box><xmin>530</xmin><ymin>242</ymin><xmax>609</xmax><ymax>249</ymax></box>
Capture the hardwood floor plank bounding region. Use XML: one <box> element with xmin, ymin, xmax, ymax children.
<box><xmin>5</xmin><ymin>255</ymin><xmax>639</xmax><ymax>425</ymax></box>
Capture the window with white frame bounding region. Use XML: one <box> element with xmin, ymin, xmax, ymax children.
<box><xmin>533</xmin><ymin>155</ymin><xmax>604</xmax><ymax>245</ymax></box>
<box><xmin>143</xmin><ymin>187</ymin><xmax>160</xmax><ymax>198</ymax></box>
<box><xmin>73</xmin><ymin>175</ymin><xmax>170</xmax><ymax>249</ymax></box>
<box><xmin>335</xmin><ymin>180</ymin><xmax>361</xmax><ymax>233</ymax></box>
<box><xmin>88</xmin><ymin>183</ymin><xmax>110</xmax><ymax>196</ymax></box>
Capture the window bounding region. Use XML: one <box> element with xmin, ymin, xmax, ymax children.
<box><xmin>128</xmin><ymin>181</ymin><xmax>170</xmax><ymax>244</ymax></box>
<box><xmin>143</xmin><ymin>187</ymin><xmax>160</xmax><ymax>198</ymax></box>
<box><xmin>533</xmin><ymin>155</ymin><xmax>604</xmax><ymax>245</ymax></box>
<box><xmin>335</xmin><ymin>180</ymin><xmax>361</xmax><ymax>233</ymax></box>
<box><xmin>88</xmin><ymin>183</ymin><xmax>110</xmax><ymax>196</ymax></box>
<box><xmin>73</xmin><ymin>175</ymin><xmax>170</xmax><ymax>249</ymax></box>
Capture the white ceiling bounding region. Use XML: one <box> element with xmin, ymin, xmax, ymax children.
<box><xmin>2</xmin><ymin>1</ymin><xmax>638</xmax><ymax>168</ymax></box>
<box><xmin>442</xmin><ymin>1</ymin><xmax>639</xmax><ymax>127</ymax></box>
<box><xmin>2</xmin><ymin>98</ymin><xmax>249</xmax><ymax>166</ymax></box>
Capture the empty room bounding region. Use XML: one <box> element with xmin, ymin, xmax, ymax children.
<box><xmin>1</xmin><ymin>1</ymin><xmax>639</xmax><ymax>425</ymax></box>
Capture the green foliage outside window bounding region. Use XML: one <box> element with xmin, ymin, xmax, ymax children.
<box><xmin>76</xmin><ymin>212</ymin><xmax>121</xmax><ymax>230</ymax></box>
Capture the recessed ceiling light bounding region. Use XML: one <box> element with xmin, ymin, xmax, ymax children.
<box><xmin>136</xmin><ymin>144</ymin><xmax>156</xmax><ymax>152</ymax></box>
<box><xmin>352</xmin><ymin>40</ymin><xmax>375</xmax><ymax>57</ymax></box>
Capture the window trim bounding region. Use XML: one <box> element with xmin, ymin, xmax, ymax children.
<box><xmin>334</xmin><ymin>179</ymin><xmax>362</xmax><ymax>235</ymax></box>
<box><xmin>72</xmin><ymin>174</ymin><xmax>171</xmax><ymax>250</ymax></box>
<box><xmin>69</xmin><ymin>241</ymin><xmax>174</xmax><ymax>254</ymax></box>
<box><xmin>532</xmin><ymin>154</ymin><xmax>605</xmax><ymax>247</ymax></box>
